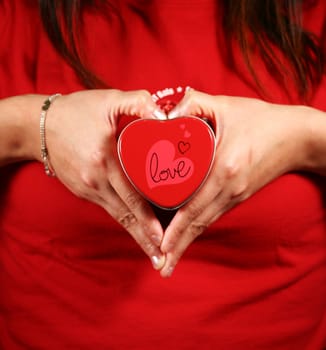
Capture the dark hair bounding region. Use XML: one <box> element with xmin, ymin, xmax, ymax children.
<box><xmin>39</xmin><ymin>0</ymin><xmax>325</xmax><ymax>99</ymax></box>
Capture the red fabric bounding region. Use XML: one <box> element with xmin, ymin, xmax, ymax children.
<box><xmin>0</xmin><ymin>1</ymin><xmax>326</xmax><ymax>349</ymax></box>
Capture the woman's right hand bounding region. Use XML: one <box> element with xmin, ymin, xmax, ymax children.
<box><xmin>36</xmin><ymin>89</ymin><xmax>166</xmax><ymax>270</ymax></box>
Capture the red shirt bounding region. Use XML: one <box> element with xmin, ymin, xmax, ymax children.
<box><xmin>0</xmin><ymin>1</ymin><xmax>326</xmax><ymax>349</ymax></box>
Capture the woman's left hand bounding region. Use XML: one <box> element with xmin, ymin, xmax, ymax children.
<box><xmin>159</xmin><ymin>89</ymin><xmax>311</xmax><ymax>277</ymax></box>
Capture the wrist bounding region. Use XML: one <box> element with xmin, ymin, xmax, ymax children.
<box><xmin>0</xmin><ymin>94</ymin><xmax>47</xmax><ymax>166</ymax></box>
<box><xmin>265</xmin><ymin>104</ymin><xmax>324</xmax><ymax>177</ymax></box>
<box><xmin>23</xmin><ymin>94</ymin><xmax>49</xmax><ymax>163</ymax></box>
<box><xmin>39</xmin><ymin>93</ymin><xmax>62</xmax><ymax>176</ymax></box>
<box><xmin>300</xmin><ymin>105</ymin><xmax>326</xmax><ymax>175</ymax></box>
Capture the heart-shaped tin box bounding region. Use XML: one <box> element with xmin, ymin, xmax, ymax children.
<box><xmin>117</xmin><ymin>114</ymin><xmax>216</xmax><ymax>210</ymax></box>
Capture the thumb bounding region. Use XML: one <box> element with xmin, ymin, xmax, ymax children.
<box><xmin>168</xmin><ymin>89</ymin><xmax>221</xmax><ymax>139</ymax></box>
<box><xmin>116</xmin><ymin>90</ymin><xmax>165</xmax><ymax>120</ymax></box>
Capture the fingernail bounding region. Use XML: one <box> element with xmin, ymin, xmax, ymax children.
<box><xmin>152</xmin><ymin>108</ymin><xmax>167</xmax><ymax>120</ymax></box>
<box><xmin>151</xmin><ymin>255</ymin><xmax>166</xmax><ymax>270</ymax></box>
<box><xmin>167</xmin><ymin>109</ymin><xmax>179</xmax><ymax>119</ymax></box>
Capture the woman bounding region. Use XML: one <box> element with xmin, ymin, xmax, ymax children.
<box><xmin>0</xmin><ymin>0</ymin><xmax>325</xmax><ymax>348</ymax></box>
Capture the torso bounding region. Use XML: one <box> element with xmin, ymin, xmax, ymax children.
<box><xmin>0</xmin><ymin>1</ymin><xmax>326</xmax><ymax>349</ymax></box>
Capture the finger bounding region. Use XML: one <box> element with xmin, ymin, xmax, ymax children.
<box><xmin>159</xmin><ymin>200</ymin><xmax>213</xmax><ymax>278</ymax></box>
<box><xmin>107</xmin><ymin>90</ymin><xmax>166</xmax><ymax>123</ymax></box>
<box><xmin>168</xmin><ymin>89</ymin><xmax>224</xmax><ymax>139</ymax></box>
<box><xmin>114</xmin><ymin>183</ymin><xmax>164</xmax><ymax>245</ymax></box>
<box><xmin>87</xmin><ymin>135</ymin><xmax>166</xmax><ymax>257</ymax></box>
<box><xmin>160</xmin><ymin>165</ymin><xmax>249</xmax><ymax>276</ymax></box>
<box><xmin>160</xmin><ymin>159</ymin><xmax>223</xmax><ymax>253</ymax></box>
<box><xmin>71</xmin><ymin>152</ymin><xmax>166</xmax><ymax>271</ymax></box>
<box><xmin>97</xmin><ymin>186</ymin><xmax>166</xmax><ymax>271</ymax></box>
<box><xmin>104</xmin><ymin>132</ymin><xmax>165</xmax><ymax>243</ymax></box>
<box><xmin>121</xmin><ymin>90</ymin><xmax>166</xmax><ymax>119</ymax></box>
<box><xmin>160</xmin><ymin>190</ymin><xmax>237</xmax><ymax>278</ymax></box>
<box><xmin>161</xmin><ymin>175</ymin><xmax>249</xmax><ymax>274</ymax></box>
<box><xmin>109</xmin><ymin>165</ymin><xmax>164</xmax><ymax>246</ymax></box>
<box><xmin>168</xmin><ymin>89</ymin><xmax>215</xmax><ymax>119</ymax></box>
<box><xmin>159</xmin><ymin>216</ymin><xmax>209</xmax><ymax>278</ymax></box>
<box><xmin>158</xmin><ymin>187</ymin><xmax>220</xmax><ymax>277</ymax></box>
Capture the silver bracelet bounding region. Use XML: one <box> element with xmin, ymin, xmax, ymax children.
<box><xmin>40</xmin><ymin>93</ymin><xmax>61</xmax><ymax>177</ymax></box>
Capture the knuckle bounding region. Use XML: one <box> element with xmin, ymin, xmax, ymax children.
<box><xmin>124</xmin><ymin>191</ymin><xmax>142</xmax><ymax>211</ymax></box>
<box><xmin>184</xmin><ymin>201</ymin><xmax>204</xmax><ymax>220</ymax></box>
<box><xmin>189</xmin><ymin>222</ymin><xmax>208</xmax><ymax>239</ymax></box>
<box><xmin>223</xmin><ymin>159</ymin><xmax>240</xmax><ymax>180</ymax></box>
<box><xmin>230</xmin><ymin>181</ymin><xmax>250</xmax><ymax>202</ymax></box>
<box><xmin>118</xmin><ymin>211</ymin><xmax>137</xmax><ymax>229</ymax></box>
<box><xmin>80</xmin><ymin>170</ymin><xmax>99</xmax><ymax>191</ymax></box>
<box><xmin>90</xmin><ymin>149</ymin><xmax>107</xmax><ymax>169</ymax></box>
<box><xmin>170</xmin><ymin>226</ymin><xmax>185</xmax><ymax>242</ymax></box>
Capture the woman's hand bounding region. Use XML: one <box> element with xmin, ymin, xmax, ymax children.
<box><xmin>42</xmin><ymin>89</ymin><xmax>166</xmax><ymax>270</ymax></box>
<box><xmin>159</xmin><ymin>89</ymin><xmax>312</xmax><ymax>277</ymax></box>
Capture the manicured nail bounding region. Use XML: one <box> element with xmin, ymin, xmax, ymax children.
<box><xmin>168</xmin><ymin>106</ymin><xmax>185</xmax><ymax>119</ymax></box>
<box><xmin>167</xmin><ymin>109</ymin><xmax>178</xmax><ymax>119</ymax></box>
<box><xmin>152</xmin><ymin>108</ymin><xmax>167</xmax><ymax>120</ymax></box>
<box><xmin>151</xmin><ymin>255</ymin><xmax>166</xmax><ymax>270</ymax></box>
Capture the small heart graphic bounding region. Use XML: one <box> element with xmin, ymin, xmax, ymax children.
<box><xmin>178</xmin><ymin>141</ymin><xmax>191</xmax><ymax>154</ymax></box>
<box><xmin>117</xmin><ymin>116</ymin><xmax>216</xmax><ymax>209</ymax></box>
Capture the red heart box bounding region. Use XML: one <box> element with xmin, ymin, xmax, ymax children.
<box><xmin>117</xmin><ymin>116</ymin><xmax>216</xmax><ymax>209</ymax></box>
